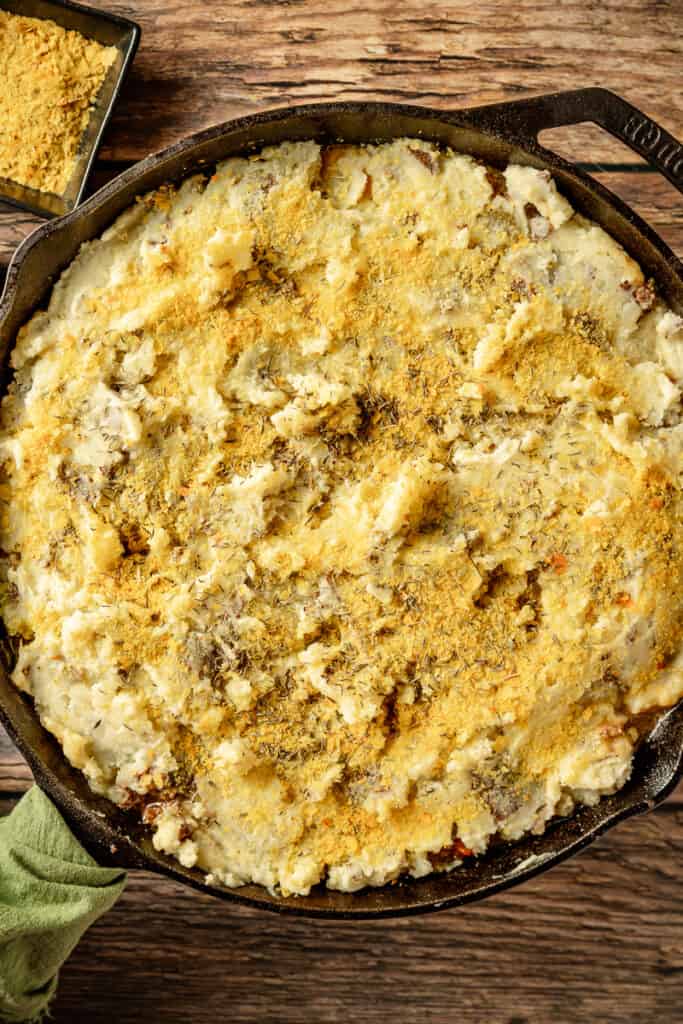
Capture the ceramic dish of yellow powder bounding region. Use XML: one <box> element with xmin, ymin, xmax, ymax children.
<box><xmin>0</xmin><ymin>7</ymin><xmax>117</xmax><ymax>197</ymax></box>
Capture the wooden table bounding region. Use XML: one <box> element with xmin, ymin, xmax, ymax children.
<box><xmin>1</xmin><ymin>2</ymin><xmax>682</xmax><ymax>1020</ymax></box>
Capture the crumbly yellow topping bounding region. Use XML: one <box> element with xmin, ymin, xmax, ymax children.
<box><xmin>1</xmin><ymin>140</ymin><xmax>682</xmax><ymax>895</ymax></box>
<box><xmin>0</xmin><ymin>9</ymin><xmax>116</xmax><ymax>195</ymax></box>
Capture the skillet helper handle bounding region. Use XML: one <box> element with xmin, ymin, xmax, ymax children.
<box><xmin>467</xmin><ymin>87</ymin><xmax>683</xmax><ymax>195</ymax></box>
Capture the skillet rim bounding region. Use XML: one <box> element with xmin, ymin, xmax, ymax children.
<box><xmin>1</xmin><ymin>92</ymin><xmax>682</xmax><ymax>918</ymax></box>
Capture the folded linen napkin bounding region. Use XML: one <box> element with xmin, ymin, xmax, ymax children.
<box><xmin>0</xmin><ymin>787</ymin><xmax>125</xmax><ymax>1022</ymax></box>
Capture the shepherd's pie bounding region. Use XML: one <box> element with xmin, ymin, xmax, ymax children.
<box><xmin>1</xmin><ymin>140</ymin><xmax>682</xmax><ymax>894</ymax></box>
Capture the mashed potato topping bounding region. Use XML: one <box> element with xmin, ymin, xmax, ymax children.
<box><xmin>1</xmin><ymin>140</ymin><xmax>682</xmax><ymax>895</ymax></box>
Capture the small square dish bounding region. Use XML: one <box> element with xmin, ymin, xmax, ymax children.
<box><xmin>0</xmin><ymin>0</ymin><xmax>140</xmax><ymax>219</ymax></box>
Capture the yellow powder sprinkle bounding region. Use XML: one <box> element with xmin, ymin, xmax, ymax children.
<box><xmin>0</xmin><ymin>9</ymin><xmax>117</xmax><ymax>195</ymax></box>
<box><xmin>2</xmin><ymin>139</ymin><xmax>682</xmax><ymax>896</ymax></box>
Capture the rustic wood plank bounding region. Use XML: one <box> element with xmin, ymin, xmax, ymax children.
<box><xmin>0</xmin><ymin>724</ymin><xmax>33</xmax><ymax>792</ymax></box>
<box><xmin>0</xmin><ymin>728</ymin><xmax>26</xmax><ymax>793</ymax></box>
<box><xmin>36</xmin><ymin>805</ymin><xmax>682</xmax><ymax>1024</ymax></box>
<box><xmin>0</xmin><ymin>5</ymin><xmax>682</xmax><ymax>1019</ymax></box>
<box><xmin>590</xmin><ymin>170</ymin><xmax>683</xmax><ymax>257</ymax></box>
<box><xmin>86</xmin><ymin>0</ymin><xmax>682</xmax><ymax>165</ymax></box>
<box><xmin>0</xmin><ymin>204</ymin><xmax>40</xmax><ymax>269</ymax></box>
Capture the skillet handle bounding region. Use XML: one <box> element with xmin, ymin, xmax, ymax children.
<box><xmin>466</xmin><ymin>88</ymin><xmax>683</xmax><ymax>195</ymax></box>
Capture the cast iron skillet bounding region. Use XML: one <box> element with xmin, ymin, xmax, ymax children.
<box><xmin>1</xmin><ymin>88</ymin><xmax>682</xmax><ymax>918</ymax></box>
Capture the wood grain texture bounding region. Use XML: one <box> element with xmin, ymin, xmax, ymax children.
<box><xmin>40</xmin><ymin>806</ymin><xmax>683</xmax><ymax>1024</ymax></box>
<box><xmin>0</xmin><ymin>2</ymin><xmax>682</xmax><ymax>1019</ymax></box>
<box><xmin>0</xmin><ymin>725</ymin><xmax>32</xmax><ymax>792</ymax></box>
<box><xmin>87</xmin><ymin>0</ymin><xmax>683</xmax><ymax>164</ymax></box>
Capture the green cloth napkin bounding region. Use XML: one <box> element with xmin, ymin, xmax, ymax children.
<box><xmin>0</xmin><ymin>787</ymin><xmax>126</xmax><ymax>1023</ymax></box>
